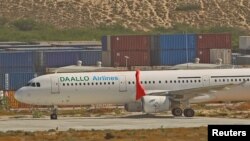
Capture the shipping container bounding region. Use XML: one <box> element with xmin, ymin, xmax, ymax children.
<box><xmin>111</xmin><ymin>50</ymin><xmax>151</xmax><ymax>67</ymax></box>
<box><xmin>239</xmin><ymin>49</ymin><xmax>250</xmax><ymax>55</ymax></box>
<box><xmin>158</xmin><ymin>49</ymin><xmax>196</xmax><ymax>65</ymax></box>
<box><xmin>0</xmin><ymin>66</ymin><xmax>35</xmax><ymax>73</ymax></box>
<box><xmin>102</xmin><ymin>36</ymin><xmax>111</xmax><ymax>51</ymax></box>
<box><xmin>43</xmin><ymin>50</ymin><xmax>101</xmax><ymax>67</ymax></box>
<box><xmin>111</xmin><ymin>35</ymin><xmax>151</xmax><ymax>51</ymax></box>
<box><xmin>0</xmin><ymin>51</ymin><xmax>35</xmax><ymax>67</ymax></box>
<box><xmin>197</xmin><ymin>33</ymin><xmax>231</xmax><ymax>49</ymax></box>
<box><xmin>0</xmin><ymin>72</ymin><xmax>36</xmax><ymax>90</ymax></box>
<box><xmin>79</xmin><ymin>50</ymin><xmax>101</xmax><ymax>66</ymax></box>
<box><xmin>210</xmin><ymin>49</ymin><xmax>232</xmax><ymax>64</ymax></box>
<box><xmin>236</xmin><ymin>55</ymin><xmax>250</xmax><ymax>65</ymax></box>
<box><xmin>102</xmin><ymin>51</ymin><xmax>112</xmax><ymax>67</ymax></box>
<box><xmin>239</xmin><ymin>36</ymin><xmax>250</xmax><ymax>50</ymax></box>
<box><xmin>197</xmin><ymin>48</ymin><xmax>210</xmax><ymax>63</ymax></box>
<box><xmin>231</xmin><ymin>53</ymin><xmax>241</xmax><ymax>65</ymax></box>
<box><xmin>159</xmin><ymin>34</ymin><xmax>197</xmax><ymax>50</ymax></box>
<box><xmin>150</xmin><ymin>35</ymin><xmax>160</xmax><ymax>50</ymax></box>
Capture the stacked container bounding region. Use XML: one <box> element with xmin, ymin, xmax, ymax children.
<box><xmin>102</xmin><ymin>35</ymin><xmax>151</xmax><ymax>67</ymax></box>
<box><xmin>196</xmin><ymin>33</ymin><xmax>231</xmax><ymax>64</ymax></box>
<box><xmin>151</xmin><ymin>34</ymin><xmax>197</xmax><ymax>65</ymax></box>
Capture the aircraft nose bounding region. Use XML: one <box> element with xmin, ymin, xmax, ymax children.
<box><xmin>15</xmin><ymin>88</ymin><xmax>24</xmax><ymax>102</ymax></box>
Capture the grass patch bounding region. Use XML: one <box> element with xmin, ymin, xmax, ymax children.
<box><xmin>0</xmin><ymin>18</ymin><xmax>249</xmax><ymax>49</ymax></box>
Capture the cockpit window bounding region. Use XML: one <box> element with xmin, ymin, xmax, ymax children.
<box><xmin>25</xmin><ymin>82</ymin><xmax>41</xmax><ymax>87</ymax></box>
<box><xmin>26</xmin><ymin>83</ymin><xmax>31</xmax><ymax>86</ymax></box>
<box><xmin>31</xmin><ymin>83</ymin><xmax>36</xmax><ymax>87</ymax></box>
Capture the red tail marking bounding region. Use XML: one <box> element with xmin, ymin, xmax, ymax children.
<box><xmin>135</xmin><ymin>70</ymin><xmax>146</xmax><ymax>100</ymax></box>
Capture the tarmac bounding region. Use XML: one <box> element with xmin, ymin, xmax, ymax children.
<box><xmin>0</xmin><ymin>114</ymin><xmax>249</xmax><ymax>132</ymax></box>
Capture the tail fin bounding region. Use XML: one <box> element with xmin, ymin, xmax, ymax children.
<box><xmin>135</xmin><ymin>69</ymin><xmax>146</xmax><ymax>100</ymax></box>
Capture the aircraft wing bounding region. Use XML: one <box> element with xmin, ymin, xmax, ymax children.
<box><xmin>146</xmin><ymin>82</ymin><xmax>247</xmax><ymax>102</ymax></box>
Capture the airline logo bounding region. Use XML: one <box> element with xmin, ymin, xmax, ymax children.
<box><xmin>59</xmin><ymin>76</ymin><xmax>119</xmax><ymax>82</ymax></box>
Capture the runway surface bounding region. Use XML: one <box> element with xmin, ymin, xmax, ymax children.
<box><xmin>0</xmin><ymin>114</ymin><xmax>249</xmax><ymax>132</ymax></box>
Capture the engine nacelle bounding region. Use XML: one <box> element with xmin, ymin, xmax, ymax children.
<box><xmin>142</xmin><ymin>96</ymin><xmax>171</xmax><ymax>113</ymax></box>
<box><xmin>125</xmin><ymin>101</ymin><xmax>142</xmax><ymax>112</ymax></box>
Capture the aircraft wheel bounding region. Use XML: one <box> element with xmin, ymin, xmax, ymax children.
<box><xmin>171</xmin><ymin>107</ymin><xmax>183</xmax><ymax>116</ymax></box>
<box><xmin>183</xmin><ymin>108</ymin><xmax>195</xmax><ymax>117</ymax></box>
<box><xmin>50</xmin><ymin>114</ymin><xmax>58</xmax><ymax>120</ymax></box>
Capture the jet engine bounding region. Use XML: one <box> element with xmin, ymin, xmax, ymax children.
<box><xmin>142</xmin><ymin>96</ymin><xmax>171</xmax><ymax>113</ymax></box>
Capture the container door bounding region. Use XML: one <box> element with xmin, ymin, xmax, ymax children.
<box><xmin>51</xmin><ymin>77</ymin><xmax>60</xmax><ymax>94</ymax></box>
<box><xmin>202</xmin><ymin>75</ymin><xmax>210</xmax><ymax>87</ymax></box>
<box><xmin>119</xmin><ymin>76</ymin><xmax>127</xmax><ymax>92</ymax></box>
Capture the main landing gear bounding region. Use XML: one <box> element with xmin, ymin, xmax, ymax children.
<box><xmin>171</xmin><ymin>107</ymin><xmax>195</xmax><ymax>117</ymax></box>
<box><xmin>171</xmin><ymin>100</ymin><xmax>195</xmax><ymax>117</ymax></box>
<box><xmin>50</xmin><ymin>106</ymin><xmax>58</xmax><ymax>120</ymax></box>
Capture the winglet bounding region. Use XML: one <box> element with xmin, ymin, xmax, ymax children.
<box><xmin>135</xmin><ymin>69</ymin><xmax>146</xmax><ymax>100</ymax></box>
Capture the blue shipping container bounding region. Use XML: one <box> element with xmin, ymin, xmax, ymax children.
<box><xmin>43</xmin><ymin>50</ymin><xmax>101</xmax><ymax>67</ymax></box>
<box><xmin>159</xmin><ymin>49</ymin><xmax>196</xmax><ymax>65</ymax></box>
<box><xmin>159</xmin><ymin>34</ymin><xmax>197</xmax><ymax>49</ymax></box>
<box><xmin>0</xmin><ymin>52</ymin><xmax>35</xmax><ymax>67</ymax></box>
<box><xmin>102</xmin><ymin>36</ymin><xmax>107</xmax><ymax>51</ymax></box>
<box><xmin>0</xmin><ymin>66</ymin><xmax>35</xmax><ymax>73</ymax></box>
<box><xmin>79</xmin><ymin>50</ymin><xmax>101</xmax><ymax>65</ymax></box>
<box><xmin>0</xmin><ymin>72</ymin><xmax>36</xmax><ymax>90</ymax></box>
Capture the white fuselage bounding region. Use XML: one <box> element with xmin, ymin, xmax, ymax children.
<box><xmin>15</xmin><ymin>69</ymin><xmax>250</xmax><ymax>105</ymax></box>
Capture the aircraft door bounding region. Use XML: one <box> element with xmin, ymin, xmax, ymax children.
<box><xmin>202</xmin><ymin>75</ymin><xmax>210</xmax><ymax>87</ymax></box>
<box><xmin>51</xmin><ymin>77</ymin><xmax>60</xmax><ymax>94</ymax></box>
<box><xmin>119</xmin><ymin>75</ymin><xmax>127</xmax><ymax>92</ymax></box>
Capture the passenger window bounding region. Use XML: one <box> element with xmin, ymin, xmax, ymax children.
<box><xmin>96</xmin><ymin>82</ymin><xmax>98</xmax><ymax>85</ymax></box>
<box><xmin>67</xmin><ymin>83</ymin><xmax>69</xmax><ymax>86</ymax></box>
<box><xmin>231</xmin><ymin>79</ymin><xmax>233</xmax><ymax>82</ymax></box>
<box><xmin>92</xmin><ymin>83</ymin><xmax>94</xmax><ymax>85</ymax></box>
<box><xmin>71</xmin><ymin>83</ymin><xmax>73</xmax><ymax>86</ymax></box>
<box><xmin>36</xmin><ymin>83</ymin><xmax>40</xmax><ymax>87</ymax></box>
<box><xmin>174</xmin><ymin>80</ymin><xmax>176</xmax><ymax>83</ymax></box>
<box><xmin>144</xmin><ymin>81</ymin><xmax>147</xmax><ymax>84</ymax></box>
<box><xmin>79</xmin><ymin>83</ymin><xmax>82</xmax><ymax>86</ymax></box>
<box><xmin>112</xmin><ymin>82</ymin><xmax>115</xmax><ymax>85</ymax></box>
<box><xmin>128</xmin><ymin>81</ymin><xmax>131</xmax><ymax>85</ymax></box>
<box><xmin>159</xmin><ymin>81</ymin><xmax>161</xmax><ymax>84</ymax></box>
<box><xmin>87</xmin><ymin>83</ymin><xmax>90</xmax><ymax>85</ymax></box>
<box><xmin>178</xmin><ymin>80</ymin><xmax>180</xmax><ymax>83</ymax></box>
<box><xmin>170</xmin><ymin>80</ymin><xmax>172</xmax><ymax>83</ymax></box>
<box><xmin>149</xmin><ymin>81</ymin><xmax>151</xmax><ymax>84</ymax></box>
<box><xmin>100</xmin><ymin>82</ymin><xmax>102</xmax><ymax>85</ymax></box>
<box><xmin>198</xmin><ymin>80</ymin><xmax>201</xmax><ymax>83</ymax></box>
<box><xmin>108</xmin><ymin>82</ymin><xmax>110</xmax><ymax>85</ymax></box>
<box><xmin>186</xmin><ymin>80</ymin><xmax>188</xmax><ymax>83</ymax></box>
<box><xmin>182</xmin><ymin>80</ymin><xmax>184</xmax><ymax>83</ymax></box>
<box><xmin>62</xmin><ymin>83</ymin><xmax>65</xmax><ymax>86</ymax></box>
<box><xmin>132</xmin><ymin>81</ymin><xmax>135</xmax><ymax>84</ymax></box>
<box><xmin>75</xmin><ymin>83</ymin><xmax>78</xmax><ymax>86</ymax></box>
<box><xmin>153</xmin><ymin>81</ymin><xmax>155</xmax><ymax>84</ymax></box>
<box><xmin>247</xmin><ymin>79</ymin><xmax>250</xmax><ymax>81</ymax></box>
<box><xmin>104</xmin><ymin>82</ymin><xmax>106</xmax><ymax>85</ymax></box>
<box><xmin>194</xmin><ymin>80</ymin><xmax>197</xmax><ymax>83</ymax></box>
<box><xmin>190</xmin><ymin>80</ymin><xmax>192</xmax><ymax>83</ymax></box>
<box><xmin>239</xmin><ymin>79</ymin><xmax>242</xmax><ymax>81</ymax></box>
<box><xmin>165</xmin><ymin>80</ymin><xmax>167</xmax><ymax>83</ymax></box>
<box><xmin>83</xmin><ymin>83</ymin><xmax>86</xmax><ymax>85</ymax></box>
<box><xmin>215</xmin><ymin>79</ymin><xmax>217</xmax><ymax>82</ymax></box>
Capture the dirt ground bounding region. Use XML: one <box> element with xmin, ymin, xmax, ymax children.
<box><xmin>0</xmin><ymin>127</ymin><xmax>207</xmax><ymax>141</ymax></box>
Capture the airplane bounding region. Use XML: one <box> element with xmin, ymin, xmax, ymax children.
<box><xmin>14</xmin><ymin>68</ymin><xmax>250</xmax><ymax>120</ymax></box>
